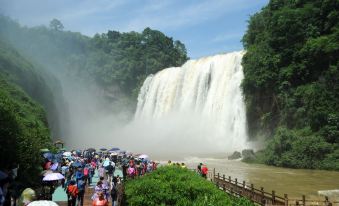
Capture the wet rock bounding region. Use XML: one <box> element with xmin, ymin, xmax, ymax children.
<box><xmin>241</xmin><ymin>149</ymin><xmax>256</xmax><ymax>162</ymax></box>
<box><xmin>228</xmin><ymin>151</ymin><xmax>242</xmax><ymax>160</ymax></box>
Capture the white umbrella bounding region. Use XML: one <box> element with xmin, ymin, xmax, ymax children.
<box><xmin>138</xmin><ymin>154</ymin><xmax>149</xmax><ymax>159</ymax></box>
<box><xmin>28</xmin><ymin>200</ymin><xmax>59</xmax><ymax>206</ymax></box>
<box><xmin>42</xmin><ymin>173</ymin><xmax>64</xmax><ymax>181</ymax></box>
<box><xmin>62</xmin><ymin>152</ymin><xmax>71</xmax><ymax>156</ymax></box>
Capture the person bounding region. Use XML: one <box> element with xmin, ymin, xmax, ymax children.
<box><xmin>77</xmin><ymin>177</ymin><xmax>85</xmax><ymax>206</ymax></box>
<box><xmin>75</xmin><ymin>168</ymin><xmax>83</xmax><ymax>185</ymax></box>
<box><xmin>197</xmin><ymin>163</ymin><xmax>202</xmax><ymax>174</ymax></box>
<box><xmin>127</xmin><ymin>166</ymin><xmax>135</xmax><ymax>179</ymax></box>
<box><xmin>167</xmin><ymin>160</ymin><xmax>172</xmax><ymax>166</ymax></box>
<box><xmin>110</xmin><ymin>183</ymin><xmax>117</xmax><ymax>206</ymax></box>
<box><xmin>105</xmin><ymin>162</ymin><xmax>114</xmax><ymax>187</ymax></box>
<box><xmin>121</xmin><ymin>164</ymin><xmax>127</xmax><ymax>181</ymax></box>
<box><xmin>88</xmin><ymin>165</ymin><xmax>94</xmax><ymax>186</ymax></box>
<box><xmin>201</xmin><ymin>164</ymin><xmax>208</xmax><ymax>179</ymax></box>
<box><xmin>67</xmin><ymin>180</ymin><xmax>78</xmax><ymax>206</ymax></box>
<box><xmin>98</xmin><ymin>167</ymin><xmax>105</xmax><ymax>179</ymax></box>
<box><xmin>83</xmin><ymin>166</ymin><xmax>89</xmax><ymax>185</ymax></box>
<box><xmin>92</xmin><ymin>192</ymin><xmax>108</xmax><ymax>206</ymax></box>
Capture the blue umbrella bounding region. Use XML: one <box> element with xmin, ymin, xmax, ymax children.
<box><xmin>72</xmin><ymin>162</ymin><xmax>82</xmax><ymax>168</ymax></box>
<box><xmin>100</xmin><ymin>148</ymin><xmax>107</xmax><ymax>151</ymax></box>
<box><xmin>108</xmin><ymin>147</ymin><xmax>120</xmax><ymax>152</ymax></box>
<box><xmin>43</xmin><ymin>153</ymin><xmax>53</xmax><ymax>160</ymax></box>
<box><xmin>50</xmin><ymin>163</ymin><xmax>59</xmax><ymax>171</ymax></box>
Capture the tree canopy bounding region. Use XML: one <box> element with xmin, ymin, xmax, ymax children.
<box><xmin>242</xmin><ymin>0</ymin><xmax>339</xmax><ymax>169</ymax></box>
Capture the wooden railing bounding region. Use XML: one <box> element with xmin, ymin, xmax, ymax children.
<box><xmin>210</xmin><ymin>169</ymin><xmax>339</xmax><ymax>206</ymax></box>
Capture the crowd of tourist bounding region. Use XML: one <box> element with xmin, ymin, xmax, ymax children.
<box><xmin>1</xmin><ymin>147</ymin><xmax>210</xmax><ymax>206</ymax></box>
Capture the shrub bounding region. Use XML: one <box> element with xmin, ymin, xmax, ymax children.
<box><xmin>125</xmin><ymin>166</ymin><xmax>254</xmax><ymax>206</ymax></box>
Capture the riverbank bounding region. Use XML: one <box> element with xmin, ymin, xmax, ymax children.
<box><xmin>173</xmin><ymin>157</ymin><xmax>339</xmax><ymax>200</ymax></box>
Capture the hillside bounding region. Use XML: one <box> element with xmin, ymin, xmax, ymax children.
<box><xmin>0</xmin><ymin>40</ymin><xmax>52</xmax><ymax>186</ymax></box>
<box><xmin>242</xmin><ymin>0</ymin><xmax>339</xmax><ymax>169</ymax></box>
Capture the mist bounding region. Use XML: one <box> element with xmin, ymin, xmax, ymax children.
<box><xmin>0</xmin><ymin>16</ymin><xmax>253</xmax><ymax>160</ymax></box>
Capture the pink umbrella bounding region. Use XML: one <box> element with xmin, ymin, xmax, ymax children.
<box><xmin>42</xmin><ymin>173</ymin><xmax>64</xmax><ymax>181</ymax></box>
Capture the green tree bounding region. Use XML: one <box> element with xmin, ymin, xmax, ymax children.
<box><xmin>242</xmin><ymin>0</ymin><xmax>339</xmax><ymax>170</ymax></box>
<box><xmin>49</xmin><ymin>18</ymin><xmax>64</xmax><ymax>31</ymax></box>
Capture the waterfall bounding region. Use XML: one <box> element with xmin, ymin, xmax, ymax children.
<box><xmin>134</xmin><ymin>51</ymin><xmax>248</xmax><ymax>155</ymax></box>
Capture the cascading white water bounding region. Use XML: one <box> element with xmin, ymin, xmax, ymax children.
<box><xmin>134</xmin><ymin>51</ymin><xmax>248</xmax><ymax>154</ymax></box>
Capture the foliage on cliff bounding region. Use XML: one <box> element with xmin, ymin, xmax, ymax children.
<box><xmin>125</xmin><ymin>166</ymin><xmax>253</xmax><ymax>206</ymax></box>
<box><xmin>242</xmin><ymin>0</ymin><xmax>339</xmax><ymax>169</ymax></box>
<box><xmin>0</xmin><ymin>41</ymin><xmax>52</xmax><ymax>186</ymax></box>
<box><xmin>0</xmin><ymin>16</ymin><xmax>188</xmax><ymax>100</ymax></box>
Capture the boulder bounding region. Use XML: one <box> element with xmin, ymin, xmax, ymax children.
<box><xmin>228</xmin><ymin>151</ymin><xmax>242</xmax><ymax>160</ymax></box>
<box><xmin>241</xmin><ymin>149</ymin><xmax>256</xmax><ymax>162</ymax></box>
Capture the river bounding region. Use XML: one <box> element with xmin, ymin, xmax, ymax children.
<box><xmin>180</xmin><ymin>157</ymin><xmax>339</xmax><ymax>201</ymax></box>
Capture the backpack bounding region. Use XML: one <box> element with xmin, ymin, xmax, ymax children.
<box><xmin>84</xmin><ymin>167</ymin><xmax>89</xmax><ymax>176</ymax></box>
<box><xmin>67</xmin><ymin>185</ymin><xmax>78</xmax><ymax>197</ymax></box>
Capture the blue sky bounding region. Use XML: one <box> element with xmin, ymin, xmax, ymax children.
<box><xmin>0</xmin><ymin>0</ymin><xmax>268</xmax><ymax>59</ymax></box>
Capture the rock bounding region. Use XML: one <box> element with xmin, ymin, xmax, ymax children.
<box><xmin>228</xmin><ymin>151</ymin><xmax>242</xmax><ymax>160</ymax></box>
<box><xmin>241</xmin><ymin>149</ymin><xmax>256</xmax><ymax>162</ymax></box>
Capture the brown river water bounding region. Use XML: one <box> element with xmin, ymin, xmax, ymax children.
<box><xmin>165</xmin><ymin>157</ymin><xmax>339</xmax><ymax>201</ymax></box>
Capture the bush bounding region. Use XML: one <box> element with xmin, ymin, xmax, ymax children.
<box><xmin>125</xmin><ymin>166</ymin><xmax>254</xmax><ymax>206</ymax></box>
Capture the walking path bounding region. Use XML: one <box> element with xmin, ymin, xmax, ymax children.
<box><xmin>54</xmin><ymin>169</ymin><xmax>122</xmax><ymax>206</ymax></box>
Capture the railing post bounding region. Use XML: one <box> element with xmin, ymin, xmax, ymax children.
<box><xmin>242</xmin><ymin>181</ymin><xmax>245</xmax><ymax>195</ymax></box>
<box><xmin>213</xmin><ymin>168</ymin><xmax>215</xmax><ymax>181</ymax></box>
<box><xmin>235</xmin><ymin>178</ymin><xmax>238</xmax><ymax>194</ymax></box>
<box><xmin>261</xmin><ymin>187</ymin><xmax>265</xmax><ymax>205</ymax></box>
<box><xmin>228</xmin><ymin>176</ymin><xmax>231</xmax><ymax>183</ymax></box>
<box><xmin>302</xmin><ymin>195</ymin><xmax>305</xmax><ymax>206</ymax></box>
<box><xmin>223</xmin><ymin>183</ymin><xmax>226</xmax><ymax>191</ymax></box>
<box><xmin>250</xmin><ymin>184</ymin><xmax>254</xmax><ymax>201</ymax></box>
<box><xmin>272</xmin><ymin>190</ymin><xmax>276</xmax><ymax>204</ymax></box>
<box><xmin>284</xmin><ymin>194</ymin><xmax>288</xmax><ymax>206</ymax></box>
<box><xmin>217</xmin><ymin>173</ymin><xmax>220</xmax><ymax>179</ymax></box>
<box><xmin>223</xmin><ymin>174</ymin><xmax>225</xmax><ymax>181</ymax></box>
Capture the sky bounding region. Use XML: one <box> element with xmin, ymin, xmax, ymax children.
<box><xmin>0</xmin><ymin>0</ymin><xmax>269</xmax><ymax>59</ymax></box>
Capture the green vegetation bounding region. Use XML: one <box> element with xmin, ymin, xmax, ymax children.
<box><xmin>125</xmin><ymin>166</ymin><xmax>254</xmax><ymax>206</ymax></box>
<box><xmin>242</xmin><ymin>0</ymin><xmax>339</xmax><ymax>170</ymax></box>
<box><xmin>0</xmin><ymin>39</ymin><xmax>53</xmax><ymax>186</ymax></box>
<box><xmin>0</xmin><ymin>16</ymin><xmax>188</xmax><ymax>101</ymax></box>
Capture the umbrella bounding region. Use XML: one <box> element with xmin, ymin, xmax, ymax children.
<box><xmin>138</xmin><ymin>154</ymin><xmax>149</xmax><ymax>159</ymax></box>
<box><xmin>40</xmin><ymin>148</ymin><xmax>50</xmax><ymax>153</ymax></box>
<box><xmin>118</xmin><ymin>150</ymin><xmax>126</xmax><ymax>154</ymax></box>
<box><xmin>43</xmin><ymin>153</ymin><xmax>53</xmax><ymax>160</ymax></box>
<box><xmin>100</xmin><ymin>148</ymin><xmax>107</xmax><ymax>151</ymax></box>
<box><xmin>41</xmin><ymin>170</ymin><xmax>54</xmax><ymax>177</ymax></box>
<box><xmin>87</xmin><ymin>148</ymin><xmax>96</xmax><ymax>152</ymax></box>
<box><xmin>0</xmin><ymin>170</ymin><xmax>8</xmax><ymax>180</ymax></box>
<box><xmin>109</xmin><ymin>152</ymin><xmax>118</xmax><ymax>156</ymax></box>
<box><xmin>71</xmin><ymin>162</ymin><xmax>82</xmax><ymax>168</ymax></box>
<box><xmin>42</xmin><ymin>173</ymin><xmax>64</xmax><ymax>181</ymax></box>
<box><xmin>108</xmin><ymin>147</ymin><xmax>120</xmax><ymax>151</ymax></box>
<box><xmin>50</xmin><ymin>163</ymin><xmax>58</xmax><ymax>171</ymax></box>
<box><xmin>63</xmin><ymin>152</ymin><xmax>72</xmax><ymax>156</ymax></box>
<box><xmin>28</xmin><ymin>200</ymin><xmax>59</xmax><ymax>206</ymax></box>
